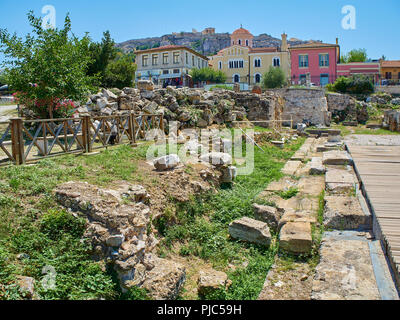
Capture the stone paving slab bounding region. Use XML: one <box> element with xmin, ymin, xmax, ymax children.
<box><xmin>265</xmin><ymin>177</ymin><xmax>297</xmax><ymax>192</ymax></box>
<box><xmin>311</xmin><ymin>232</ymin><xmax>381</xmax><ymax>300</ymax></box>
<box><xmin>298</xmin><ymin>175</ymin><xmax>325</xmax><ymax>196</ymax></box>
<box><xmin>324</xmin><ymin>196</ymin><xmax>371</xmax><ymax>230</ymax></box>
<box><xmin>282</xmin><ymin>160</ymin><xmax>302</xmax><ymax>176</ymax></box>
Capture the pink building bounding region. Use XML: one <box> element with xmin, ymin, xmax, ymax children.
<box><xmin>337</xmin><ymin>62</ymin><xmax>380</xmax><ymax>84</ymax></box>
<box><xmin>289</xmin><ymin>41</ymin><xmax>340</xmax><ymax>86</ymax></box>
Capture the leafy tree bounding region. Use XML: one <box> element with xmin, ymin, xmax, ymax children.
<box><xmin>262</xmin><ymin>66</ymin><xmax>286</xmax><ymax>89</ymax></box>
<box><xmin>103</xmin><ymin>55</ymin><xmax>136</xmax><ymax>89</ymax></box>
<box><xmin>87</xmin><ymin>31</ymin><xmax>117</xmax><ymax>83</ymax></box>
<box><xmin>329</xmin><ymin>75</ymin><xmax>374</xmax><ymax>94</ymax></box>
<box><xmin>0</xmin><ymin>11</ymin><xmax>95</xmax><ymax>118</ymax></box>
<box><xmin>190</xmin><ymin>67</ymin><xmax>226</xmax><ymax>84</ymax></box>
<box><xmin>341</xmin><ymin>49</ymin><xmax>368</xmax><ymax>63</ymax></box>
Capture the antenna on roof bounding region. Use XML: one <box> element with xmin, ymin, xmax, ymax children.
<box><xmin>240</xmin><ymin>24</ymin><xmax>243</xmax><ymax>29</ymax></box>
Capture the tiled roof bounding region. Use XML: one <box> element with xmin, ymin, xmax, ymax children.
<box><xmin>381</xmin><ymin>60</ymin><xmax>400</xmax><ymax>68</ymax></box>
<box><xmin>232</xmin><ymin>27</ymin><xmax>253</xmax><ymax>36</ymax></box>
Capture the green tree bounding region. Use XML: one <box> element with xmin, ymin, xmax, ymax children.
<box><xmin>0</xmin><ymin>11</ymin><xmax>95</xmax><ymax>118</ymax></box>
<box><xmin>341</xmin><ymin>49</ymin><xmax>368</xmax><ymax>63</ymax></box>
<box><xmin>262</xmin><ymin>66</ymin><xmax>286</xmax><ymax>89</ymax></box>
<box><xmin>329</xmin><ymin>75</ymin><xmax>374</xmax><ymax>94</ymax></box>
<box><xmin>103</xmin><ymin>56</ymin><xmax>137</xmax><ymax>89</ymax></box>
<box><xmin>87</xmin><ymin>31</ymin><xmax>117</xmax><ymax>83</ymax></box>
<box><xmin>189</xmin><ymin>67</ymin><xmax>226</xmax><ymax>84</ymax></box>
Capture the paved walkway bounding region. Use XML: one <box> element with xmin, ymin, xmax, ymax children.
<box><xmin>346</xmin><ymin>135</ymin><xmax>400</xmax><ymax>289</ymax></box>
<box><xmin>0</xmin><ymin>104</ymin><xmax>17</xmax><ymax>122</ymax></box>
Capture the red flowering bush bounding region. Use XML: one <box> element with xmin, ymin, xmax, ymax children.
<box><xmin>13</xmin><ymin>91</ymin><xmax>77</xmax><ymax>119</ymax></box>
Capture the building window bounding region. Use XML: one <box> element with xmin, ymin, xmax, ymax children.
<box><xmin>299</xmin><ymin>55</ymin><xmax>309</xmax><ymax>68</ymax></box>
<box><xmin>229</xmin><ymin>60</ymin><xmax>244</xmax><ymax>69</ymax></box>
<box><xmin>319</xmin><ymin>54</ymin><xmax>329</xmax><ymax>67</ymax></box>
<box><xmin>192</xmin><ymin>56</ymin><xmax>195</xmax><ymax>66</ymax></box>
<box><xmin>218</xmin><ymin>61</ymin><xmax>222</xmax><ymax>69</ymax></box>
<box><xmin>232</xmin><ymin>41</ymin><xmax>235</xmax><ymax>45</ymax></box>
<box><xmin>299</xmin><ymin>74</ymin><xmax>307</xmax><ymax>84</ymax></box>
<box><xmin>386</xmin><ymin>72</ymin><xmax>392</xmax><ymax>79</ymax></box>
<box><xmin>238</xmin><ymin>39</ymin><xmax>241</xmax><ymax>45</ymax></box>
<box><xmin>233</xmin><ymin>74</ymin><xmax>240</xmax><ymax>83</ymax></box>
<box><xmin>163</xmin><ymin>70</ymin><xmax>169</xmax><ymax>75</ymax></box>
<box><xmin>173</xmin><ymin>52</ymin><xmax>180</xmax><ymax>64</ymax></box>
<box><xmin>142</xmin><ymin>55</ymin><xmax>148</xmax><ymax>67</ymax></box>
<box><xmin>246</xmin><ymin>40</ymin><xmax>249</xmax><ymax>46</ymax></box>
<box><xmin>198</xmin><ymin>58</ymin><xmax>200</xmax><ymax>68</ymax></box>
<box><xmin>254</xmin><ymin>58</ymin><xmax>261</xmax><ymax>68</ymax></box>
<box><xmin>173</xmin><ymin>69</ymin><xmax>180</xmax><ymax>74</ymax></box>
<box><xmin>255</xmin><ymin>74</ymin><xmax>261</xmax><ymax>83</ymax></box>
<box><xmin>186</xmin><ymin>52</ymin><xmax>188</xmax><ymax>64</ymax></box>
<box><xmin>273</xmin><ymin>57</ymin><xmax>280</xmax><ymax>67</ymax></box>
<box><xmin>152</xmin><ymin>54</ymin><xmax>158</xmax><ymax>66</ymax></box>
<box><xmin>163</xmin><ymin>53</ymin><xmax>169</xmax><ymax>65</ymax></box>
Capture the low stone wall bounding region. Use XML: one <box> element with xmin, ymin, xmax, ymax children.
<box><xmin>275</xmin><ymin>88</ymin><xmax>330</xmax><ymax>127</ymax></box>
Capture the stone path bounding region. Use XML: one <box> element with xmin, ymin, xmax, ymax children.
<box><xmin>257</xmin><ymin>134</ymin><xmax>399</xmax><ymax>300</ymax></box>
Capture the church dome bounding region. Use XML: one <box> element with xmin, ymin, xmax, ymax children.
<box><xmin>232</xmin><ymin>27</ymin><xmax>253</xmax><ymax>36</ymax></box>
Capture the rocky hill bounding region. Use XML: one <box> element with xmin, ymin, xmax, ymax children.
<box><xmin>116</xmin><ymin>31</ymin><xmax>313</xmax><ymax>56</ymax></box>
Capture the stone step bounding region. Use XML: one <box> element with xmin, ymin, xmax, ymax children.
<box><xmin>324</xmin><ymin>195</ymin><xmax>371</xmax><ymax>230</ymax></box>
<box><xmin>322</xmin><ymin>150</ymin><xmax>353</xmax><ymax>166</ymax></box>
<box><xmin>325</xmin><ymin>167</ymin><xmax>357</xmax><ymax>194</ymax></box>
<box><xmin>228</xmin><ymin>217</ymin><xmax>271</xmax><ymax>246</ymax></box>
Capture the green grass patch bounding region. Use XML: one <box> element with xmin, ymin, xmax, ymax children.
<box><xmin>158</xmin><ymin>137</ymin><xmax>306</xmax><ymax>300</ymax></box>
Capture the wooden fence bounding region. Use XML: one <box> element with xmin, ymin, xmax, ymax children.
<box><xmin>0</xmin><ymin>112</ymin><xmax>164</xmax><ymax>166</ymax></box>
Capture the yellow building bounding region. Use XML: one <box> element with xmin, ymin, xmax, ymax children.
<box><xmin>209</xmin><ymin>27</ymin><xmax>290</xmax><ymax>87</ymax></box>
<box><xmin>380</xmin><ymin>60</ymin><xmax>400</xmax><ymax>83</ymax></box>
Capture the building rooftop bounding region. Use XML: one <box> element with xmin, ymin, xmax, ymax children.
<box><xmin>134</xmin><ymin>45</ymin><xmax>208</xmax><ymax>60</ymax></box>
<box><xmin>289</xmin><ymin>41</ymin><xmax>339</xmax><ymax>50</ymax></box>
<box><xmin>381</xmin><ymin>60</ymin><xmax>400</xmax><ymax>68</ymax></box>
<box><xmin>232</xmin><ymin>27</ymin><xmax>253</xmax><ymax>36</ymax></box>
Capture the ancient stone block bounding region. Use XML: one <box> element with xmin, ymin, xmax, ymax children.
<box><xmin>197</xmin><ymin>269</ymin><xmax>231</xmax><ymax>297</ymax></box>
<box><xmin>322</xmin><ymin>150</ymin><xmax>352</xmax><ymax>165</ymax></box>
<box><xmin>324</xmin><ymin>196</ymin><xmax>371</xmax><ymax>230</ymax></box>
<box><xmin>282</xmin><ymin>161</ymin><xmax>302</xmax><ymax>176</ymax></box>
<box><xmin>228</xmin><ymin>217</ymin><xmax>271</xmax><ymax>246</ymax></box>
<box><xmin>253</xmin><ymin>203</ymin><xmax>282</xmax><ymax>231</ymax></box>
<box><xmin>279</xmin><ymin>221</ymin><xmax>312</xmax><ymax>254</ymax></box>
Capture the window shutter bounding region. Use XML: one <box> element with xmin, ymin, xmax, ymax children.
<box><xmin>299</xmin><ymin>55</ymin><xmax>301</xmax><ymax>67</ymax></box>
<box><xmin>306</xmin><ymin>55</ymin><xmax>309</xmax><ymax>67</ymax></box>
<box><xmin>327</xmin><ymin>54</ymin><xmax>329</xmax><ymax>66</ymax></box>
<box><xmin>319</xmin><ymin>54</ymin><xmax>322</xmax><ymax>67</ymax></box>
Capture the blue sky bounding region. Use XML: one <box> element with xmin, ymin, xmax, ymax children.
<box><xmin>0</xmin><ymin>0</ymin><xmax>399</xmax><ymax>61</ymax></box>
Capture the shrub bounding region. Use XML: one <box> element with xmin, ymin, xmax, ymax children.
<box><xmin>0</xmin><ymin>11</ymin><xmax>96</xmax><ymax>118</ymax></box>
<box><xmin>40</xmin><ymin>209</ymin><xmax>86</xmax><ymax>240</ymax></box>
<box><xmin>262</xmin><ymin>66</ymin><xmax>286</xmax><ymax>89</ymax></box>
<box><xmin>329</xmin><ymin>75</ymin><xmax>374</xmax><ymax>95</ymax></box>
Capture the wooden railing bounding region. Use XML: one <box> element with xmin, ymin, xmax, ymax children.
<box><xmin>0</xmin><ymin>112</ymin><xmax>164</xmax><ymax>166</ymax></box>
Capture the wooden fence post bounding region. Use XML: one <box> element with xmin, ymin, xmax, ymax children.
<box><xmin>81</xmin><ymin>115</ymin><xmax>91</xmax><ymax>153</ymax></box>
<box><xmin>128</xmin><ymin>111</ymin><xmax>137</xmax><ymax>146</ymax></box>
<box><xmin>10</xmin><ymin>118</ymin><xmax>24</xmax><ymax>165</ymax></box>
